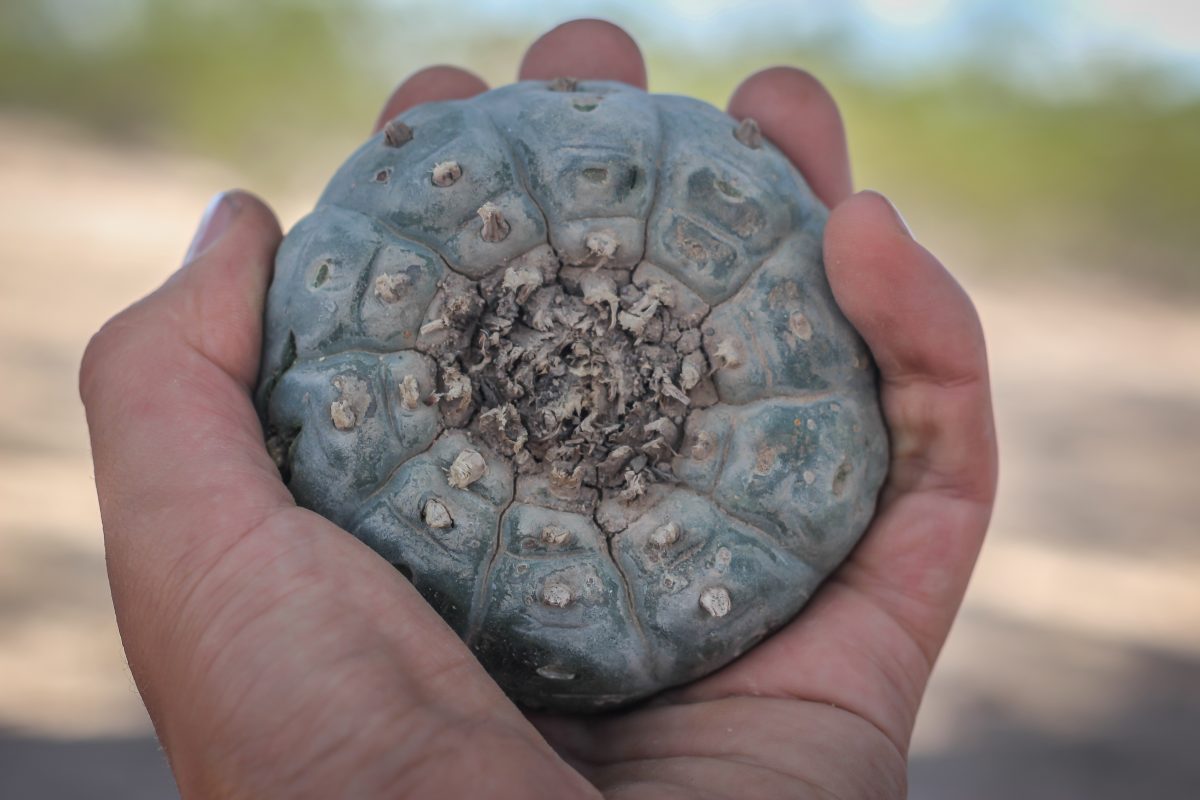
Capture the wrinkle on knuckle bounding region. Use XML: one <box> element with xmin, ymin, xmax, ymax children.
<box><xmin>879</xmin><ymin>370</ymin><xmax>996</xmax><ymax>491</ymax></box>
<box><xmin>880</xmin><ymin>332</ymin><xmax>989</xmax><ymax>391</ymax></box>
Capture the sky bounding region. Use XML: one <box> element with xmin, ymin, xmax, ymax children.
<box><xmin>454</xmin><ymin>0</ymin><xmax>1200</xmax><ymax>91</ymax></box>
<box><xmin>653</xmin><ymin>0</ymin><xmax>1199</xmax><ymax>56</ymax></box>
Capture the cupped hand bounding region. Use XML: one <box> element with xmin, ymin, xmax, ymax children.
<box><xmin>81</xmin><ymin>19</ymin><xmax>996</xmax><ymax>799</ymax></box>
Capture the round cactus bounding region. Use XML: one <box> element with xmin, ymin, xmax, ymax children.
<box><xmin>254</xmin><ymin>79</ymin><xmax>888</xmax><ymax>712</ymax></box>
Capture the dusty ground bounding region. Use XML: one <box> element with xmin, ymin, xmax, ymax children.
<box><xmin>1</xmin><ymin>115</ymin><xmax>1198</xmax><ymax>798</ymax></box>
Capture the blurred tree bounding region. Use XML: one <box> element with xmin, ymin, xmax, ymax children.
<box><xmin>1</xmin><ymin>0</ymin><xmax>1195</xmax><ymax>290</ymax></box>
<box><xmin>0</xmin><ymin>0</ymin><xmax>384</xmax><ymax>154</ymax></box>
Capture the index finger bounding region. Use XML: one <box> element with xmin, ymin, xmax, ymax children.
<box><xmin>662</xmin><ymin>193</ymin><xmax>996</xmax><ymax>752</ymax></box>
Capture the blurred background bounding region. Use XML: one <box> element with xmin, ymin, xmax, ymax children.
<box><xmin>1</xmin><ymin>0</ymin><xmax>1197</xmax><ymax>796</ymax></box>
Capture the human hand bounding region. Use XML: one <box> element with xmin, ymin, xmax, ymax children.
<box><xmin>80</xmin><ymin>19</ymin><xmax>997</xmax><ymax>799</ymax></box>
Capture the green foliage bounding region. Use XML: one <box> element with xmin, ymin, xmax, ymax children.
<box><xmin>0</xmin><ymin>0</ymin><xmax>383</xmax><ymax>155</ymax></box>
<box><xmin>839</xmin><ymin>70</ymin><xmax>1200</xmax><ymax>289</ymax></box>
<box><xmin>2</xmin><ymin>0</ymin><xmax>1196</xmax><ymax>290</ymax></box>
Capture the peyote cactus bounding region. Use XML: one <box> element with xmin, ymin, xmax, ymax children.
<box><xmin>255</xmin><ymin>79</ymin><xmax>888</xmax><ymax>712</ymax></box>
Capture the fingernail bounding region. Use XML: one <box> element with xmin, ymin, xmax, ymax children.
<box><xmin>878</xmin><ymin>191</ymin><xmax>912</xmax><ymax>237</ymax></box>
<box><xmin>185</xmin><ymin>191</ymin><xmax>240</xmax><ymax>263</ymax></box>
<box><xmin>864</xmin><ymin>190</ymin><xmax>907</xmax><ymax>239</ymax></box>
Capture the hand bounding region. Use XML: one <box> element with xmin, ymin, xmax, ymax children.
<box><xmin>80</xmin><ymin>19</ymin><xmax>997</xmax><ymax>799</ymax></box>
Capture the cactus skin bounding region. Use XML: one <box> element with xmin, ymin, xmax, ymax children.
<box><xmin>255</xmin><ymin>80</ymin><xmax>888</xmax><ymax>712</ymax></box>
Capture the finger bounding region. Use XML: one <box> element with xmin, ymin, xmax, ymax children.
<box><xmin>518</xmin><ymin>19</ymin><xmax>647</xmax><ymax>89</ymax></box>
<box><xmin>823</xmin><ymin>189</ymin><xmax>997</xmax><ymax>644</ymax></box>
<box><xmin>80</xmin><ymin>189</ymin><xmax>294</xmax><ymax>570</ymax></box>
<box><xmin>80</xmin><ymin>190</ymin><xmax>301</xmax><ymax>697</ymax></box>
<box><xmin>668</xmin><ymin>192</ymin><xmax>996</xmax><ymax>748</ymax></box>
<box><xmin>827</xmin><ymin>190</ymin><xmax>997</xmax><ymax>506</ymax></box>
<box><xmin>727</xmin><ymin>67</ymin><xmax>852</xmax><ymax>208</ymax></box>
<box><xmin>82</xmin><ymin>190</ymin><xmax>280</xmax><ymax>408</ymax></box>
<box><xmin>373</xmin><ymin>65</ymin><xmax>489</xmax><ymax>133</ymax></box>
<box><xmin>168</xmin><ymin>190</ymin><xmax>282</xmax><ymax>388</ymax></box>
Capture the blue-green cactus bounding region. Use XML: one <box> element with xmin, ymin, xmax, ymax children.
<box><xmin>255</xmin><ymin>79</ymin><xmax>888</xmax><ymax>712</ymax></box>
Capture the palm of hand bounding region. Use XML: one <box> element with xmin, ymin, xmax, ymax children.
<box><xmin>81</xmin><ymin>20</ymin><xmax>996</xmax><ymax>800</ymax></box>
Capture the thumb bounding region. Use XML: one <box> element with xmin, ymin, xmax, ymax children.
<box><xmin>162</xmin><ymin>190</ymin><xmax>283</xmax><ymax>390</ymax></box>
<box><xmin>80</xmin><ymin>189</ymin><xmax>282</xmax><ymax>419</ymax></box>
<box><xmin>80</xmin><ymin>189</ymin><xmax>283</xmax><ymax>406</ymax></box>
<box><xmin>78</xmin><ymin>189</ymin><xmax>287</xmax><ymax>544</ymax></box>
<box><xmin>78</xmin><ymin>188</ymin><xmax>288</xmax><ymax>557</ymax></box>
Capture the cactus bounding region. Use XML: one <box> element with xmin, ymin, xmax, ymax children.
<box><xmin>255</xmin><ymin>79</ymin><xmax>888</xmax><ymax>712</ymax></box>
